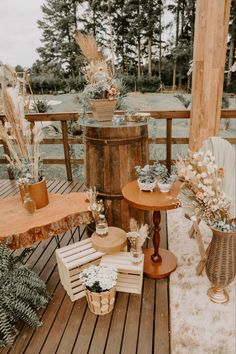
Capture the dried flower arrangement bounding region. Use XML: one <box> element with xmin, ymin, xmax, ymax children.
<box><xmin>76</xmin><ymin>32</ymin><xmax>123</xmax><ymax>112</ymax></box>
<box><xmin>126</xmin><ymin>218</ymin><xmax>149</xmax><ymax>250</ymax></box>
<box><xmin>0</xmin><ymin>86</ymin><xmax>44</xmax><ymax>184</ymax></box>
<box><xmin>80</xmin><ymin>265</ymin><xmax>117</xmax><ymax>293</ymax></box>
<box><xmin>176</xmin><ymin>150</ymin><xmax>235</xmax><ymax>232</ymax></box>
<box><xmin>86</xmin><ymin>186</ymin><xmax>105</xmax><ymax>222</ymax></box>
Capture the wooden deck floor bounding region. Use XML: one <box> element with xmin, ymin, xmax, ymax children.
<box><xmin>0</xmin><ymin>180</ymin><xmax>170</xmax><ymax>354</ymax></box>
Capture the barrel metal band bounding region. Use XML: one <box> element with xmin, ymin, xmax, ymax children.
<box><xmin>84</xmin><ymin>134</ymin><xmax>147</xmax><ymax>146</ymax></box>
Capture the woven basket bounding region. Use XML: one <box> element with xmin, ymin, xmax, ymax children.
<box><xmin>90</xmin><ymin>99</ymin><xmax>117</xmax><ymax>121</ymax></box>
<box><xmin>205</xmin><ymin>228</ymin><xmax>236</xmax><ymax>302</ymax></box>
<box><xmin>85</xmin><ymin>286</ymin><xmax>116</xmax><ymax>315</ymax></box>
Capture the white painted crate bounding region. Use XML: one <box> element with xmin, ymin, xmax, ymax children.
<box><xmin>56</xmin><ymin>238</ymin><xmax>104</xmax><ymax>301</ymax></box>
<box><xmin>100</xmin><ymin>252</ymin><xmax>144</xmax><ymax>294</ymax></box>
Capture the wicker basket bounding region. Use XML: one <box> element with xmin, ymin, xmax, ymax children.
<box><xmin>206</xmin><ymin>228</ymin><xmax>236</xmax><ymax>303</ymax></box>
<box><xmin>84</xmin><ymin>286</ymin><xmax>116</xmax><ymax>315</ymax></box>
<box><xmin>90</xmin><ymin>99</ymin><xmax>117</xmax><ymax>121</ymax></box>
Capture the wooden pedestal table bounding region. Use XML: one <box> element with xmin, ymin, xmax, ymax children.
<box><xmin>91</xmin><ymin>226</ymin><xmax>127</xmax><ymax>253</ymax></box>
<box><xmin>122</xmin><ymin>180</ymin><xmax>181</xmax><ymax>279</ymax></box>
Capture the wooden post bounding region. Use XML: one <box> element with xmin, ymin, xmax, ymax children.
<box><xmin>166</xmin><ymin>118</ymin><xmax>172</xmax><ymax>173</ymax></box>
<box><xmin>61</xmin><ymin>121</ymin><xmax>73</xmax><ymax>181</ymax></box>
<box><xmin>189</xmin><ymin>0</ymin><xmax>232</xmax><ymax>151</ymax></box>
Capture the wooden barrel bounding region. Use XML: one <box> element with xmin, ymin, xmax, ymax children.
<box><xmin>84</xmin><ymin>122</ymin><xmax>149</xmax><ymax>231</ymax></box>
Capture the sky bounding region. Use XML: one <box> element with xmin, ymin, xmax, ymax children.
<box><xmin>0</xmin><ymin>0</ymin><xmax>45</xmax><ymax>68</ymax></box>
<box><xmin>0</xmin><ymin>0</ymin><xmax>174</xmax><ymax>70</ymax></box>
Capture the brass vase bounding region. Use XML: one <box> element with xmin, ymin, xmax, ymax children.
<box><xmin>19</xmin><ymin>178</ymin><xmax>49</xmax><ymax>209</ymax></box>
<box><xmin>206</xmin><ymin>227</ymin><xmax>236</xmax><ymax>303</ymax></box>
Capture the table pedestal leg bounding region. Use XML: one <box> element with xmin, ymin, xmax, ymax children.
<box><xmin>143</xmin><ymin>211</ymin><xmax>177</xmax><ymax>279</ymax></box>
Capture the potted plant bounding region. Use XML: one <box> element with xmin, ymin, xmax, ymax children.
<box><xmin>176</xmin><ymin>150</ymin><xmax>236</xmax><ymax>303</ymax></box>
<box><xmin>126</xmin><ymin>218</ymin><xmax>149</xmax><ymax>264</ymax></box>
<box><xmin>135</xmin><ymin>162</ymin><xmax>159</xmax><ymax>192</ymax></box>
<box><xmin>76</xmin><ymin>32</ymin><xmax>122</xmax><ymax>121</ymax></box>
<box><xmin>0</xmin><ymin>240</ymin><xmax>49</xmax><ymax>347</ymax></box>
<box><xmin>155</xmin><ymin>163</ymin><xmax>176</xmax><ymax>192</ymax></box>
<box><xmin>80</xmin><ymin>265</ymin><xmax>117</xmax><ymax>315</ymax></box>
<box><xmin>0</xmin><ymin>86</ymin><xmax>48</xmax><ymax>208</ymax></box>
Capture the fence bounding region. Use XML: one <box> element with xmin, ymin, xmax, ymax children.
<box><xmin>0</xmin><ymin>110</ymin><xmax>235</xmax><ymax>181</ymax></box>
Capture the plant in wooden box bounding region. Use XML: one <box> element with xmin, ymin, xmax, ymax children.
<box><xmin>0</xmin><ymin>86</ymin><xmax>48</xmax><ymax>209</ymax></box>
<box><xmin>80</xmin><ymin>265</ymin><xmax>117</xmax><ymax>315</ymax></box>
<box><xmin>176</xmin><ymin>150</ymin><xmax>236</xmax><ymax>303</ymax></box>
<box><xmin>127</xmin><ymin>218</ymin><xmax>149</xmax><ymax>264</ymax></box>
<box><xmin>76</xmin><ymin>32</ymin><xmax>122</xmax><ymax>121</ymax></box>
<box><xmin>0</xmin><ymin>240</ymin><xmax>49</xmax><ymax>347</ymax></box>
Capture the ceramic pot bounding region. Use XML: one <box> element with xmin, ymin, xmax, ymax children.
<box><xmin>84</xmin><ymin>286</ymin><xmax>116</xmax><ymax>315</ymax></box>
<box><xmin>157</xmin><ymin>181</ymin><xmax>172</xmax><ymax>193</ymax></box>
<box><xmin>90</xmin><ymin>99</ymin><xmax>117</xmax><ymax>121</ymax></box>
<box><xmin>19</xmin><ymin>178</ymin><xmax>49</xmax><ymax>209</ymax></box>
<box><xmin>206</xmin><ymin>227</ymin><xmax>236</xmax><ymax>303</ymax></box>
<box><xmin>137</xmin><ymin>179</ymin><xmax>156</xmax><ymax>192</ymax></box>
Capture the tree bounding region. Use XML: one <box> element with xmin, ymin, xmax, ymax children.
<box><xmin>37</xmin><ymin>0</ymin><xmax>81</xmax><ymax>77</ymax></box>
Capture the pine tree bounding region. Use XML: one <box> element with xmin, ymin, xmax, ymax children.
<box><xmin>37</xmin><ymin>0</ymin><xmax>81</xmax><ymax>77</ymax></box>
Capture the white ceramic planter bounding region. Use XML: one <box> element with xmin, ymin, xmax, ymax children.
<box><xmin>138</xmin><ymin>179</ymin><xmax>156</xmax><ymax>192</ymax></box>
<box><xmin>158</xmin><ymin>181</ymin><xmax>172</xmax><ymax>193</ymax></box>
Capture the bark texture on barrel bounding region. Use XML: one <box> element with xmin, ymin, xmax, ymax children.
<box><xmin>84</xmin><ymin>123</ymin><xmax>149</xmax><ymax>231</ymax></box>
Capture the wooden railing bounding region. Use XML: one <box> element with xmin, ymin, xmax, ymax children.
<box><xmin>0</xmin><ymin>110</ymin><xmax>236</xmax><ymax>180</ymax></box>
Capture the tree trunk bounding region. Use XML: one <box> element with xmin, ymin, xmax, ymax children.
<box><xmin>227</xmin><ymin>36</ymin><xmax>234</xmax><ymax>90</ymax></box>
<box><xmin>148</xmin><ymin>36</ymin><xmax>152</xmax><ymax>78</ymax></box>
<box><xmin>158</xmin><ymin>2</ymin><xmax>162</xmax><ymax>82</ymax></box>
<box><xmin>137</xmin><ymin>39</ymin><xmax>141</xmax><ymax>79</ymax></box>
<box><xmin>172</xmin><ymin>0</ymin><xmax>180</xmax><ymax>90</ymax></box>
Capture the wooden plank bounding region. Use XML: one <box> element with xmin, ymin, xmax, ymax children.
<box><xmin>61</xmin><ymin>120</ymin><xmax>72</xmax><ymax>181</ymax></box>
<box><xmin>105</xmin><ymin>293</ymin><xmax>129</xmax><ymax>354</ymax></box>
<box><xmin>71</xmin><ymin>308</ymin><xmax>97</xmax><ymax>354</ymax></box>
<box><xmin>136</xmin><ymin>277</ymin><xmax>155</xmax><ymax>354</ymax></box>
<box><xmin>166</xmin><ymin>119</ymin><xmax>172</xmax><ymax>173</ymax></box>
<box><xmin>88</xmin><ymin>311</ymin><xmax>113</xmax><ymax>354</ymax></box>
<box><xmin>120</xmin><ymin>294</ymin><xmax>142</xmax><ymax>354</ymax></box>
<box><xmin>56</xmin><ymin>298</ymin><xmax>87</xmax><ymax>354</ymax></box>
<box><xmin>154</xmin><ymin>211</ymin><xmax>170</xmax><ymax>354</ymax></box>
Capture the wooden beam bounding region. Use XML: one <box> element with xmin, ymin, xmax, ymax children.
<box><xmin>189</xmin><ymin>0</ymin><xmax>232</xmax><ymax>151</ymax></box>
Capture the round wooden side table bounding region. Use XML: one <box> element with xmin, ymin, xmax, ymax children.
<box><xmin>122</xmin><ymin>180</ymin><xmax>181</xmax><ymax>279</ymax></box>
<box><xmin>91</xmin><ymin>226</ymin><xmax>127</xmax><ymax>253</ymax></box>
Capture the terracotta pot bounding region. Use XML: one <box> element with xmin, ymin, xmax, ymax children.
<box><xmin>206</xmin><ymin>227</ymin><xmax>236</xmax><ymax>303</ymax></box>
<box><xmin>84</xmin><ymin>286</ymin><xmax>116</xmax><ymax>315</ymax></box>
<box><xmin>90</xmin><ymin>99</ymin><xmax>117</xmax><ymax>121</ymax></box>
<box><xmin>19</xmin><ymin>178</ymin><xmax>49</xmax><ymax>209</ymax></box>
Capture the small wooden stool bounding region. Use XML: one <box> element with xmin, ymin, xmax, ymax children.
<box><xmin>91</xmin><ymin>226</ymin><xmax>127</xmax><ymax>253</ymax></box>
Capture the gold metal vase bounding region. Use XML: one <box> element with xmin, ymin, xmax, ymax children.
<box><xmin>206</xmin><ymin>227</ymin><xmax>236</xmax><ymax>303</ymax></box>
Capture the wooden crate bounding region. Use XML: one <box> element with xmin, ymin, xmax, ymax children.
<box><xmin>100</xmin><ymin>252</ymin><xmax>144</xmax><ymax>294</ymax></box>
<box><xmin>56</xmin><ymin>238</ymin><xmax>104</xmax><ymax>301</ymax></box>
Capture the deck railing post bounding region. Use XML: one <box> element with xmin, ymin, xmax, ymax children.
<box><xmin>166</xmin><ymin>118</ymin><xmax>172</xmax><ymax>173</ymax></box>
<box><xmin>61</xmin><ymin>121</ymin><xmax>73</xmax><ymax>181</ymax></box>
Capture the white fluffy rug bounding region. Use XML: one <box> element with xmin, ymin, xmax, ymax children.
<box><xmin>168</xmin><ymin>208</ymin><xmax>236</xmax><ymax>354</ymax></box>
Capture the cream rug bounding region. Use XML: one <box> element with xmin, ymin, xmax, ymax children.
<box><xmin>168</xmin><ymin>208</ymin><xmax>236</xmax><ymax>354</ymax></box>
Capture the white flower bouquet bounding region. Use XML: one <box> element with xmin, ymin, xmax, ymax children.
<box><xmin>80</xmin><ymin>265</ymin><xmax>117</xmax><ymax>293</ymax></box>
<box><xmin>176</xmin><ymin>150</ymin><xmax>235</xmax><ymax>232</ymax></box>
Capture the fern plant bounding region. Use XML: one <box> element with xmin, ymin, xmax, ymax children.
<box><xmin>0</xmin><ymin>241</ymin><xmax>49</xmax><ymax>347</ymax></box>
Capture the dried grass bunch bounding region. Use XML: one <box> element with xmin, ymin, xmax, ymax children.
<box><xmin>127</xmin><ymin>218</ymin><xmax>149</xmax><ymax>250</ymax></box>
<box><xmin>76</xmin><ymin>32</ymin><xmax>121</xmax><ymax>104</ymax></box>
<box><xmin>176</xmin><ymin>150</ymin><xmax>235</xmax><ymax>232</ymax></box>
<box><xmin>86</xmin><ymin>186</ymin><xmax>105</xmax><ymax>222</ymax></box>
<box><xmin>0</xmin><ymin>86</ymin><xmax>44</xmax><ymax>183</ymax></box>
